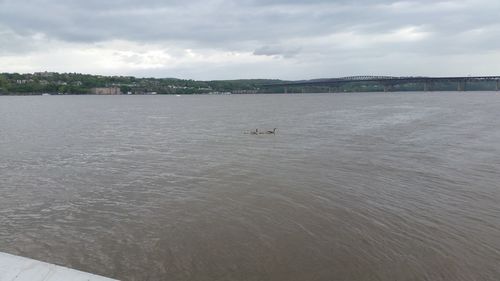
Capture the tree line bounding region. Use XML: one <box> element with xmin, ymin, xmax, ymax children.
<box><xmin>0</xmin><ymin>72</ymin><xmax>279</xmax><ymax>95</ymax></box>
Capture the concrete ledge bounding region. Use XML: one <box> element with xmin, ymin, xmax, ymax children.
<box><xmin>0</xmin><ymin>252</ymin><xmax>118</xmax><ymax>281</ymax></box>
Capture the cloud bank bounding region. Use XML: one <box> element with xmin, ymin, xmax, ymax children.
<box><xmin>1</xmin><ymin>0</ymin><xmax>499</xmax><ymax>79</ymax></box>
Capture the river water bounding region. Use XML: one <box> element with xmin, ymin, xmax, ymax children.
<box><xmin>1</xmin><ymin>92</ymin><xmax>499</xmax><ymax>280</ymax></box>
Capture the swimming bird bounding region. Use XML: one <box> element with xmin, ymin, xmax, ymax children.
<box><xmin>266</xmin><ymin>128</ymin><xmax>277</xmax><ymax>134</ymax></box>
<box><xmin>250</xmin><ymin>129</ymin><xmax>259</xmax><ymax>135</ymax></box>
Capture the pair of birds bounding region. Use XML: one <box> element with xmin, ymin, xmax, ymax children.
<box><xmin>248</xmin><ymin>128</ymin><xmax>277</xmax><ymax>135</ymax></box>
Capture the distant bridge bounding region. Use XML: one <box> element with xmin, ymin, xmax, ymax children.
<box><xmin>261</xmin><ymin>76</ymin><xmax>500</xmax><ymax>92</ymax></box>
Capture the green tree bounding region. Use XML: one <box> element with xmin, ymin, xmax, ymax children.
<box><xmin>0</xmin><ymin>75</ymin><xmax>8</xmax><ymax>93</ymax></box>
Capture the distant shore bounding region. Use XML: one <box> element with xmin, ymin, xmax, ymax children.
<box><xmin>1</xmin><ymin>72</ymin><xmax>499</xmax><ymax>95</ymax></box>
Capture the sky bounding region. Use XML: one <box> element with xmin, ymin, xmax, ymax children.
<box><xmin>0</xmin><ymin>0</ymin><xmax>499</xmax><ymax>80</ymax></box>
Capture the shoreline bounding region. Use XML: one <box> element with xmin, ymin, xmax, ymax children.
<box><xmin>1</xmin><ymin>90</ymin><xmax>499</xmax><ymax>96</ymax></box>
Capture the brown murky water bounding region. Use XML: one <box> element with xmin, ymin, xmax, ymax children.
<box><xmin>1</xmin><ymin>92</ymin><xmax>500</xmax><ymax>280</ymax></box>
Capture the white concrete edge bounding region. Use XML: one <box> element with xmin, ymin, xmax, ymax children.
<box><xmin>0</xmin><ymin>252</ymin><xmax>118</xmax><ymax>281</ymax></box>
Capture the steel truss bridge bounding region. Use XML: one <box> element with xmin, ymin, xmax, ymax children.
<box><xmin>262</xmin><ymin>76</ymin><xmax>500</xmax><ymax>92</ymax></box>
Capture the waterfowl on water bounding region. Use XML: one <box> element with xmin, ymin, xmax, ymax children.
<box><xmin>244</xmin><ymin>128</ymin><xmax>276</xmax><ymax>135</ymax></box>
<box><xmin>266</xmin><ymin>128</ymin><xmax>277</xmax><ymax>134</ymax></box>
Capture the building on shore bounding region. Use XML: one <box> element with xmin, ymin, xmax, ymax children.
<box><xmin>232</xmin><ymin>90</ymin><xmax>258</xmax><ymax>94</ymax></box>
<box><xmin>34</xmin><ymin>71</ymin><xmax>56</xmax><ymax>77</ymax></box>
<box><xmin>91</xmin><ymin>87</ymin><xmax>122</xmax><ymax>95</ymax></box>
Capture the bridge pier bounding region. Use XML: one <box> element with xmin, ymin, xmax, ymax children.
<box><xmin>328</xmin><ymin>87</ymin><xmax>339</xmax><ymax>93</ymax></box>
<box><xmin>457</xmin><ymin>80</ymin><xmax>467</xmax><ymax>91</ymax></box>
<box><xmin>328</xmin><ymin>84</ymin><xmax>342</xmax><ymax>93</ymax></box>
<box><xmin>383</xmin><ymin>84</ymin><xmax>393</xmax><ymax>92</ymax></box>
<box><xmin>424</xmin><ymin>81</ymin><xmax>434</xmax><ymax>92</ymax></box>
<box><xmin>284</xmin><ymin>87</ymin><xmax>288</xmax><ymax>94</ymax></box>
<box><xmin>496</xmin><ymin>80</ymin><xmax>499</xmax><ymax>91</ymax></box>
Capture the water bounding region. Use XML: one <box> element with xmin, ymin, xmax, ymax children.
<box><xmin>1</xmin><ymin>92</ymin><xmax>500</xmax><ymax>281</ymax></box>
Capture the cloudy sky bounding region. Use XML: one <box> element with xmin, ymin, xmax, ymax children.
<box><xmin>0</xmin><ymin>0</ymin><xmax>499</xmax><ymax>80</ymax></box>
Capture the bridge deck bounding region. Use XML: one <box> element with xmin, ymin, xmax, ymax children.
<box><xmin>262</xmin><ymin>76</ymin><xmax>500</xmax><ymax>87</ymax></box>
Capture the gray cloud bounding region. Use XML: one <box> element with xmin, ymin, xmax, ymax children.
<box><xmin>253</xmin><ymin>45</ymin><xmax>301</xmax><ymax>58</ymax></box>
<box><xmin>1</xmin><ymin>0</ymin><xmax>500</xmax><ymax>78</ymax></box>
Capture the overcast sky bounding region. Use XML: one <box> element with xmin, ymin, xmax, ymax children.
<box><xmin>1</xmin><ymin>0</ymin><xmax>499</xmax><ymax>80</ymax></box>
